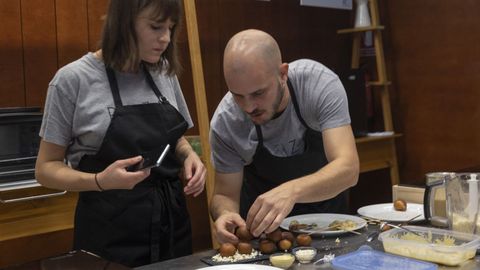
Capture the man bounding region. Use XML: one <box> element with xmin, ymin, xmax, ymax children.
<box><xmin>209</xmin><ymin>29</ymin><xmax>359</xmax><ymax>243</ymax></box>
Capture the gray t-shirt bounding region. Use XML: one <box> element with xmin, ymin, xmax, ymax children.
<box><xmin>40</xmin><ymin>52</ymin><xmax>193</xmax><ymax>168</ymax></box>
<box><xmin>210</xmin><ymin>59</ymin><xmax>350</xmax><ymax>173</ymax></box>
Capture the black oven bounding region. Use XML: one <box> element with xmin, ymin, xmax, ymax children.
<box><xmin>0</xmin><ymin>107</ymin><xmax>66</xmax><ymax>203</ymax></box>
<box><xmin>0</xmin><ymin>107</ymin><xmax>42</xmax><ymax>189</ymax></box>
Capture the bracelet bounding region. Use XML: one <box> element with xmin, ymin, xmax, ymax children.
<box><xmin>94</xmin><ymin>173</ymin><xmax>104</xmax><ymax>191</ymax></box>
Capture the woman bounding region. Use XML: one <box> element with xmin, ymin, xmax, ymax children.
<box><xmin>35</xmin><ymin>0</ymin><xmax>206</xmax><ymax>267</ymax></box>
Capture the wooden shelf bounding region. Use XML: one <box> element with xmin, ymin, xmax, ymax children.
<box><xmin>337</xmin><ymin>25</ymin><xmax>384</xmax><ymax>34</ymax></box>
<box><xmin>355</xmin><ymin>133</ymin><xmax>401</xmax><ymax>144</ymax></box>
<box><xmin>339</xmin><ymin>0</ymin><xmax>400</xmax><ymax>186</ymax></box>
<box><xmin>356</xmin><ymin>134</ymin><xmax>401</xmax><ymax>184</ymax></box>
<box><xmin>367</xmin><ymin>81</ymin><xmax>391</xmax><ymax>86</ymax></box>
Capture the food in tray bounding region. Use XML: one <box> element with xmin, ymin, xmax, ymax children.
<box><xmin>296</xmin><ymin>234</ymin><xmax>312</xmax><ymax>246</ymax></box>
<box><xmin>259</xmin><ymin>239</ymin><xmax>277</xmax><ymax>254</ymax></box>
<box><xmin>235</xmin><ymin>225</ymin><xmax>253</xmax><ymax>241</ymax></box>
<box><xmin>397</xmin><ymin>231</ymin><xmax>456</xmax><ymax>246</ymax></box>
<box><xmin>219</xmin><ymin>243</ymin><xmax>237</xmax><ymax>257</ymax></box>
<box><xmin>213</xmin><ymin>242</ymin><xmax>260</xmax><ymax>263</ymax></box>
<box><xmin>379</xmin><ymin>225</ymin><xmax>480</xmax><ymax>266</ymax></box>
<box><xmin>288</xmin><ymin>219</ymin><xmax>318</xmax><ymax>231</ymax></box>
<box><xmin>266</xmin><ymin>228</ymin><xmax>283</xmax><ymax>242</ymax></box>
<box><xmin>237</xmin><ymin>242</ymin><xmax>253</xmax><ymax>254</ymax></box>
<box><xmin>328</xmin><ymin>219</ymin><xmax>358</xmax><ymax>231</ymax></box>
<box><xmin>264</xmin><ymin>228</ymin><xmax>295</xmax><ymax>252</ymax></box>
<box><xmin>281</xmin><ymin>231</ymin><xmax>295</xmax><ymax>242</ymax></box>
<box><xmin>278</xmin><ymin>239</ymin><xmax>292</xmax><ymax>251</ymax></box>
<box><xmin>212</xmin><ymin>224</ymin><xmax>316</xmax><ymax>263</ymax></box>
<box><xmin>393</xmin><ymin>199</ymin><xmax>407</xmax><ymax>211</ymax></box>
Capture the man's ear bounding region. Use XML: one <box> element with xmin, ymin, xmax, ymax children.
<box><xmin>279</xmin><ymin>63</ymin><xmax>289</xmax><ymax>82</ymax></box>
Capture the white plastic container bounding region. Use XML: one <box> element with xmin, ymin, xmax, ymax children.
<box><xmin>292</xmin><ymin>246</ymin><xmax>317</xmax><ymax>263</ymax></box>
<box><xmin>379</xmin><ymin>225</ymin><xmax>480</xmax><ymax>266</ymax></box>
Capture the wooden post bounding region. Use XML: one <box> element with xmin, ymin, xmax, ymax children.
<box><xmin>183</xmin><ymin>0</ymin><xmax>217</xmax><ymax>247</ymax></box>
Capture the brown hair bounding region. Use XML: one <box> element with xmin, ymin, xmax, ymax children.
<box><xmin>100</xmin><ymin>0</ymin><xmax>182</xmax><ymax>75</ymax></box>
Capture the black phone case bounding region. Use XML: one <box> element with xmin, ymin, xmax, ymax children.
<box><xmin>126</xmin><ymin>146</ymin><xmax>167</xmax><ymax>172</ymax></box>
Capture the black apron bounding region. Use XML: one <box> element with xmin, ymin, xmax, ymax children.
<box><xmin>74</xmin><ymin>65</ymin><xmax>192</xmax><ymax>267</ymax></box>
<box><xmin>240</xmin><ymin>79</ymin><xmax>348</xmax><ymax>218</ymax></box>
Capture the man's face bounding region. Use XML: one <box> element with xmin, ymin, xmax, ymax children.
<box><xmin>228</xmin><ymin>70</ymin><xmax>285</xmax><ymax>125</ymax></box>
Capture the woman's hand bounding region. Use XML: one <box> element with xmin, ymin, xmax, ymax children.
<box><xmin>181</xmin><ymin>151</ymin><xmax>206</xmax><ymax>197</ymax></box>
<box><xmin>96</xmin><ymin>156</ymin><xmax>151</xmax><ymax>190</ymax></box>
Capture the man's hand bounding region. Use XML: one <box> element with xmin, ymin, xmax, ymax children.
<box><xmin>246</xmin><ymin>183</ymin><xmax>296</xmax><ymax>237</ymax></box>
<box><xmin>214</xmin><ymin>212</ymin><xmax>246</xmax><ymax>244</ymax></box>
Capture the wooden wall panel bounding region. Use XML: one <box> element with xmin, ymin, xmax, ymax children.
<box><xmin>56</xmin><ymin>0</ymin><xmax>89</xmax><ymax>68</ymax></box>
<box><xmin>21</xmin><ymin>0</ymin><xmax>58</xmax><ymax>107</ymax></box>
<box><xmin>196</xmin><ymin>0</ymin><xmax>352</xmax><ymax>117</ymax></box>
<box><xmin>383</xmin><ymin>1</ymin><xmax>480</xmax><ymax>184</ymax></box>
<box><xmin>87</xmin><ymin>0</ymin><xmax>109</xmax><ymax>51</ymax></box>
<box><xmin>178</xmin><ymin>13</ymin><xmax>199</xmax><ymax>135</ymax></box>
<box><xmin>0</xmin><ymin>0</ymin><xmax>25</xmax><ymax>107</ymax></box>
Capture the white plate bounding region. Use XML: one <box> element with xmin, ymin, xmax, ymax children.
<box><xmin>196</xmin><ymin>265</ymin><xmax>282</xmax><ymax>270</ymax></box>
<box><xmin>357</xmin><ymin>203</ymin><xmax>425</xmax><ymax>222</ymax></box>
<box><xmin>280</xmin><ymin>213</ymin><xmax>367</xmax><ymax>236</ymax></box>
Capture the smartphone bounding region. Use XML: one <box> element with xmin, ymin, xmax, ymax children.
<box><xmin>127</xmin><ymin>144</ymin><xmax>170</xmax><ymax>172</ymax></box>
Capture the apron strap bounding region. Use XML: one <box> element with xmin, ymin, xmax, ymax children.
<box><xmin>105</xmin><ymin>65</ymin><xmax>167</xmax><ymax>108</ymax></box>
<box><xmin>106</xmin><ymin>67</ymin><xmax>124</xmax><ymax>107</ymax></box>
<box><xmin>287</xmin><ymin>78</ymin><xmax>311</xmax><ymax>130</ymax></box>
<box><xmin>142</xmin><ymin>64</ymin><xmax>168</xmax><ymax>103</ymax></box>
<box><xmin>253</xmin><ymin>78</ymin><xmax>311</xmax><ymax>145</ymax></box>
<box><xmin>254</xmin><ymin>125</ymin><xmax>264</xmax><ymax>146</ymax></box>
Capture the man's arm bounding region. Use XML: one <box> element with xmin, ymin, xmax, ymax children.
<box><xmin>246</xmin><ymin>125</ymin><xmax>359</xmax><ymax>236</ymax></box>
<box><xmin>210</xmin><ymin>170</ymin><xmax>247</xmax><ymax>244</ymax></box>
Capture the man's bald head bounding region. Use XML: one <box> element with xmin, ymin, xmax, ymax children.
<box><xmin>223</xmin><ymin>29</ymin><xmax>282</xmax><ymax>79</ymax></box>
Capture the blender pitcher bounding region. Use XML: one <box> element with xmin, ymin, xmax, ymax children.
<box><xmin>424</xmin><ymin>172</ymin><xmax>480</xmax><ymax>234</ymax></box>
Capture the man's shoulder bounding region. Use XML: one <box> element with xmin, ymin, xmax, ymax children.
<box><xmin>211</xmin><ymin>93</ymin><xmax>252</xmax><ymax>132</ymax></box>
<box><xmin>289</xmin><ymin>59</ymin><xmax>337</xmax><ymax>78</ymax></box>
<box><xmin>212</xmin><ymin>93</ymin><xmax>249</xmax><ymax>124</ymax></box>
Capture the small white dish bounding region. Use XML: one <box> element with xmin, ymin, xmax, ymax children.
<box><xmin>357</xmin><ymin>203</ymin><xmax>425</xmax><ymax>222</ymax></box>
<box><xmin>292</xmin><ymin>246</ymin><xmax>317</xmax><ymax>263</ymax></box>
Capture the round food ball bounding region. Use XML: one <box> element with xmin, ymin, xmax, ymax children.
<box><xmin>393</xmin><ymin>199</ymin><xmax>407</xmax><ymax>211</ymax></box>
<box><xmin>296</xmin><ymin>234</ymin><xmax>312</xmax><ymax>246</ymax></box>
<box><xmin>259</xmin><ymin>239</ymin><xmax>277</xmax><ymax>254</ymax></box>
<box><xmin>281</xmin><ymin>231</ymin><xmax>295</xmax><ymax>243</ymax></box>
<box><xmin>219</xmin><ymin>243</ymin><xmax>236</xmax><ymax>257</ymax></box>
<box><xmin>266</xmin><ymin>228</ymin><xmax>282</xmax><ymax>243</ymax></box>
<box><xmin>235</xmin><ymin>226</ymin><xmax>253</xmax><ymax>241</ymax></box>
<box><xmin>278</xmin><ymin>239</ymin><xmax>292</xmax><ymax>251</ymax></box>
<box><xmin>237</xmin><ymin>242</ymin><xmax>253</xmax><ymax>254</ymax></box>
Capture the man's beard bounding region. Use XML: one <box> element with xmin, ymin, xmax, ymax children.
<box><xmin>270</xmin><ymin>80</ymin><xmax>285</xmax><ymax>120</ymax></box>
<box><xmin>251</xmin><ymin>80</ymin><xmax>285</xmax><ymax>125</ymax></box>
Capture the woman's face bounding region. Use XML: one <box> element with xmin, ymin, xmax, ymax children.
<box><xmin>135</xmin><ymin>7</ymin><xmax>175</xmax><ymax>64</ymax></box>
